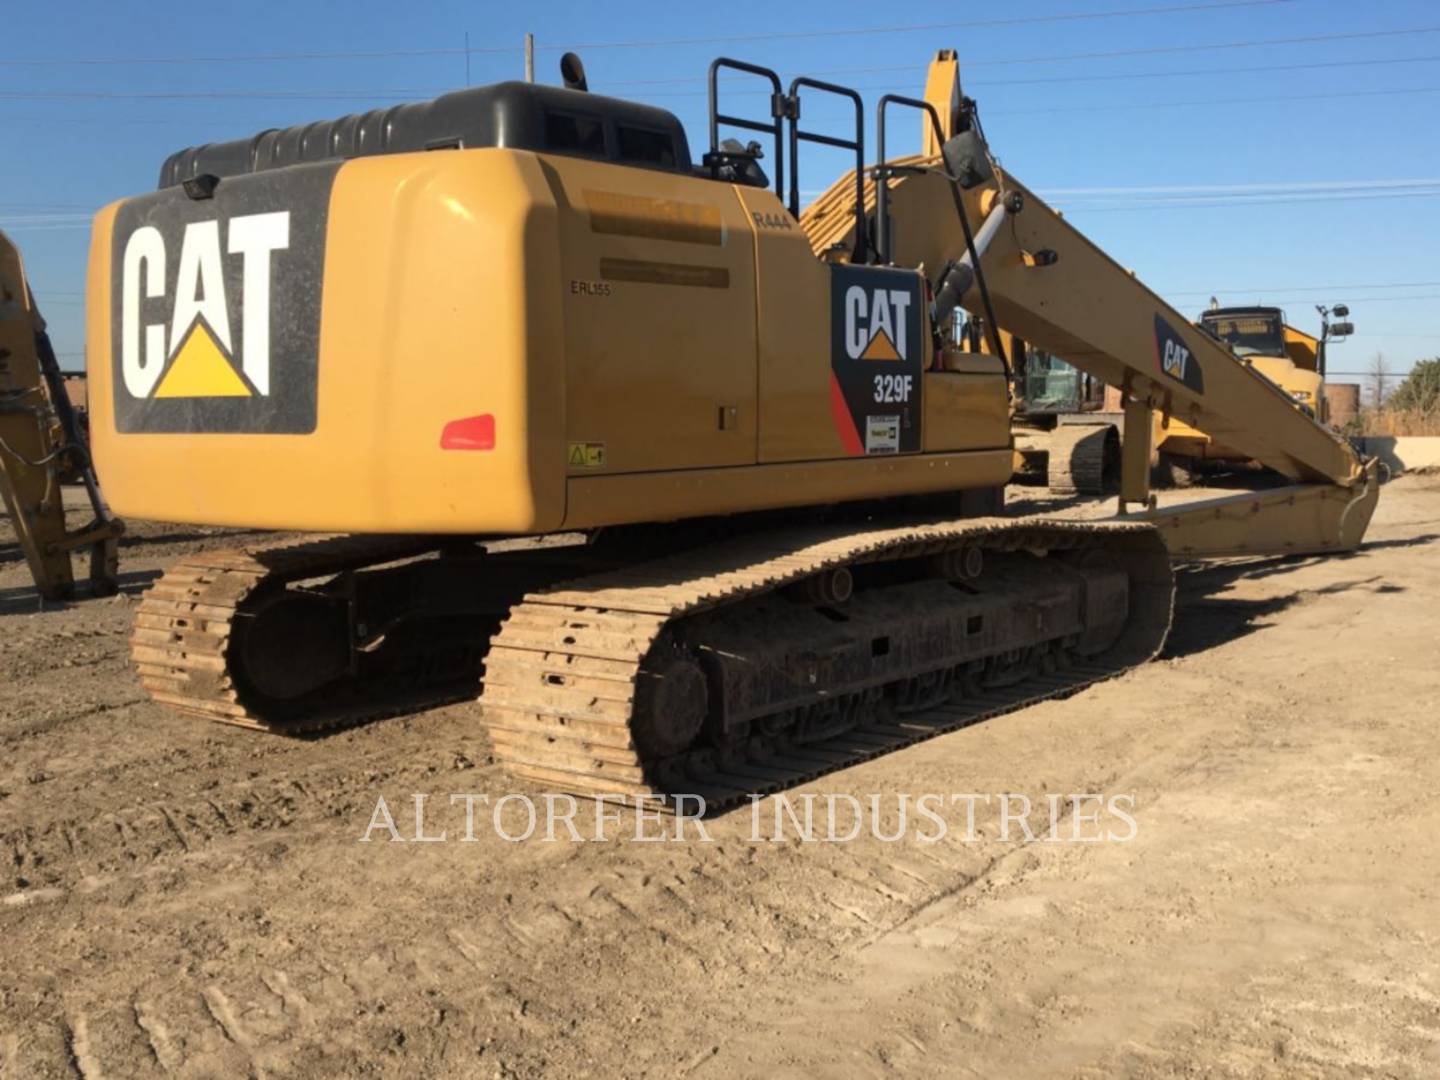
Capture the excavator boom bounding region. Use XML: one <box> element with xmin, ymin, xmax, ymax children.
<box><xmin>0</xmin><ymin>230</ymin><xmax>122</xmax><ymax>599</ymax></box>
<box><xmin>805</xmin><ymin>54</ymin><xmax>1378</xmax><ymax>556</ymax></box>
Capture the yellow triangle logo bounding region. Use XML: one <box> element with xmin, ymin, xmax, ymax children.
<box><xmin>155</xmin><ymin>321</ymin><xmax>252</xmax><ymax>398</ymax></box>
<box><xmin>861</xmin><ymin>328</ymin><xmax>902</xmax><ymax>361</ymax></box>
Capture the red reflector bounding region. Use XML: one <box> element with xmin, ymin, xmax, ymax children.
<box><xmin>440</xmin><ymin>414</ymin><xmax>496</xmax><ymax>451</ymax></box>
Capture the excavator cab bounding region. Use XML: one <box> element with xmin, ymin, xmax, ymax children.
<box><xmin>1198</xmin><ymin>307</ymin><xmax>1289</xmax><ymax>359</ymax></box>
<box><xmin>1192</xmin><ymin>305</ymin><xmax>1323</xmax><ymax>421</ymax></box>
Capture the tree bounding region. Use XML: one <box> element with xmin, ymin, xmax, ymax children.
<box><xmin>1367</xmin><ymin>352</ymin><xmax>1390</xmax><ymax>408</ymax></box>
<box><xmin>1387</xmin><ymin>358</ymin><xmax>1440</xmax><ymax>413</ymax></box>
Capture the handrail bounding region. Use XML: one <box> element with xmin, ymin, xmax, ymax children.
<box><xmin>707</xmin><ymin>58</ymin><xmax>786</xmax><ymax>202</ymax></box>
<box><xmin>874</xmin><ymin>94</ymin><xmax>945</xmax><ymax>265</ymax></box>
<box><xmin>787</xmin><ymin>76</ymin><xmax>867</xmax><ymax>263</ymax></box>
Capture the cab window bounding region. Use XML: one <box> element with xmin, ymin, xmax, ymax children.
<box><xmin>545</xmin><ymin>111</ymin><xmax>606</xmax><ymax>156</ymax></box>
<box><xmin>617</xmin><ymin>125</ymin><xmax>678</xmax><ymax>167</ymax></box>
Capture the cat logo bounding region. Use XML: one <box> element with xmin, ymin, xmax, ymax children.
<box><xmin>1153</xmin><ymin>313</ymin><xmax>1205</xmax><ymax>394</ymax></box>
<box><xmin>843</xmin><ymin>285</ymin><xmax>912</xmax><ymax>361</ymax></box>
<box><xmin>829</xmin><ymin>265</ymin><xmax>923</xmax><ymax>455</ymax></box>
<box><xmin>1161</xmin><ymin>338</ymin><xmax>1189</xmax><ymax>381</ymax></box>
<box><xmin>121</xmin><ymin>213</ymin><xmax>288</xmax><ymax>401</ymax></box>
<box><xmin>110</xmin><ymin>162</ymin><xmax>335</xmax><ymax>434</ymax></box>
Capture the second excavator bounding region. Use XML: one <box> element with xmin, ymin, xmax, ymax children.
<box><xmin>85</xmin><ymin>50</ymin><xmax>1378</xmax><ymax>805</ymax></box>
<box><xmin>1</xmin><ymin>231</ymin><xmax>121</xmax><ymax>601</ymax></box>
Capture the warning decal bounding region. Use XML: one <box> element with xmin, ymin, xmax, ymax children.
<box><xmin>829</xmin><ymin>265</ymin><xmax>924</xmax><ymax>455</ymax></box>
<box><xmin>567</xmin><ymin>442</ymin><xmax>606</xmax><ymax>468</ymax></box>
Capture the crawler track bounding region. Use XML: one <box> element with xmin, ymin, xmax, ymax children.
<box><xmin>132</xmin><ymin>535</ymin><xmax>462</xmax><ymax>734</ymax></box>
<box><xmin>480</xmin><ymin>517</ymin><xmax>1173</xmax><ymax>810</ymax></box>
<box><xmin>1016</xmin><ymin>424</ymin><xmax>1119</xmax><ymax>496</ymax></box>
<box><xmin>134</xmin><ymin>518</ymin><xmax>1173</xmax><ymax>804</ymax></box>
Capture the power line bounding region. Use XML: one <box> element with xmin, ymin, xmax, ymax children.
<box><xmin>639</xmin><ymin>54</ymin><xmax>1440</xmax><ymax>99</ymax></box>
<box><xmin>0</xmin><ymin>201</ymin><xmax>93</xmax><ymax>210</ymax></box>
<box><xmin>1047</xmin><ymin>179</ymin><xmax>1440</xmax><ymax>195</ymax></box>
<box><xmin>0</xmin><ymin>1</ymin><xmax>1294</xmax><ymax>67</ymax></box>
<box><xmin>2</xmin><ymin>114</ymin><xmax>209</xmax><ymax>126</ymax></box>
<box><xmin>973</xmin><ymin>53</ymin><xmax>1440</xmax><ymax>89</ymax></box>
<box><xmin>0</xmin><ymin>88</ymin><xmax>423</xmax><ymax>103</ymax></box>
<box><xmin>546</xmin><ymin>0</ymin><xmax>1297</xmax><ymax>51</ymax></box>
<box><xmin>1164</xmin><ymin>281</ymin><xmax>1440</xmax><ymax>295</ymax></box>
<box><xmin>605</xmin><ymin>25</ymin><xmax>1440</xmax><ymax>87</ymax></box>
<box><xmin>1190</xmin><ymin>293</ymin><xmax>1440</xmax><ymax>304</ymax></box>
<box><xmin>790</xmin><ymin>80</ymin><xmax>1440</xmax><ymax>132</ymax></box>
<box><xmin>1325</xmin><ymin>294</ymin><xmax>1440</xmax><ymax>303</ymax></box>
<box><xmin>1057</xmin><ymin>188</ymin><xmax>1440</xmax><ymax>211</ymax></box>
<box><xmin>986</xmin><ymin>83</ymin><xmax>1440</xmax><ymax>116</ymax></box>
<box><xmin>11</xmin><ymin>54</ymin><xmax>1440</xmax><ymax>108</ymax></box>
<box><xmin>963</xmin><ymin>23</ymin><xmax>1440</xmax><ymax>68</ymax></box>
<box><xmin>8</xmin><ymin>25</ymin><xmax>1440</xmax><ymax>110</ymax></box>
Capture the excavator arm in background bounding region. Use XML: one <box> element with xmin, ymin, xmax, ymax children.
<box><xmin>807</xmin><ymin>52</ymin><xmax>1379</xmax><ymax>558</ymax></box>
<box><xmin>938</xmin><ymin>171</ymin><xmax>1379</xmax><ymax>557</ymax></box>
<box><xmin>0</xmin><ymin>229</ymin><xmax>122</xmax><ymax>600</ymax></box>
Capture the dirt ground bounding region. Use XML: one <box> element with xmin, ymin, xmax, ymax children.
<box><xmin>2</xmin><ymin>477</ymin><xmax>1439</xmax><ymax>1079</ymax></box>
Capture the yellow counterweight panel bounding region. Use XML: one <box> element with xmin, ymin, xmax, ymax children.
<box><xmin>89</xmin><ymin>150</ymin><xmax>566</xmax><ymax>534</ymax></box>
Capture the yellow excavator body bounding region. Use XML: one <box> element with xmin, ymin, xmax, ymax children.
<box><xmin>85</xmin><ymin>51</ymin><xmax>1379</xmax><ymax>802</ymax></box>
<box><xmin>87</xmin><ymin>145</ymin><xmax>1011</xmax><ymax>535</ymax></box>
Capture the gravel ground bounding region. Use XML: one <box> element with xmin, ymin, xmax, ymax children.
<box><xmin>2</xmin><ymin>476</ymin><xmax>1438</xmax><ymax>1078</ymax></box>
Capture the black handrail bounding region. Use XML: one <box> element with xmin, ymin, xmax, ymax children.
<box><xmin>707</xmin><ymin>58</ymin><xmax>786</xmax><ymax>202</ymax></box>
<box><xmin>786</xmin><ymin>76</ymin><xmax>867</xmax><ymax>263</ymax></box>
<box><xmin>874</xmin><ymin>94</ymin><xmax>945</xmax><ymax>265</ymax></box>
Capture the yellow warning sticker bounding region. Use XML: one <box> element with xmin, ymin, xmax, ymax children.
<box><xmin>567</xmin><ymin>442</ymin><xmax>606</xmax><ymax>468</ymax></box>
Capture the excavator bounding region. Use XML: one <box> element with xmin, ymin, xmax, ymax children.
<box><xmin>975</xmin><ymin>323</ymin><xmax>1123</xmax><ymax>496</ymax></box>
<box><xmin>1</xmin><ymin>231</ymin><xmax>121</xmax><ymax>600</ymax></box>
<box><xmin>84</xmin><ymin>50</ymin><xmax>1379</xmax><ymax>806</ymax></box>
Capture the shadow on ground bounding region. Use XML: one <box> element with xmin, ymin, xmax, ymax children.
<box><xmin>0</xmin><ymin>568</ymin><xmax>160</xmax><ymax>617</ymax></box>
<box><xmin>1161</xmin><ymin>533</ymin><xmax>1437</xmax><ymax>659</ymax></box>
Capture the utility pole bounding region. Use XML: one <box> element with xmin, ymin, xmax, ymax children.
<box><xmin>524</xmin><ymin>33</ymin><xmax>534</xmax><ymax>83</ymax></box>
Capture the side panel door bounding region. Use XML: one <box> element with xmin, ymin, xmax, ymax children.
<box><xmin>542</xmin><ymin>158</ymin><xmax>758</xmax><ymax>474</ymax></box>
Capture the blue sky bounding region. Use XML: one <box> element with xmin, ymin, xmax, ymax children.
<box><xmin>4</xmin><ymin>0</ymin><xmax>1437</xmax><ymax>391</ymax></box>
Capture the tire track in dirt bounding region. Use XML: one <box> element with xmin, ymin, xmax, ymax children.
<box><xmin>3</xmin><ymin>733</ymin><xmax>502</xmax><ymax>889</ymax></box>
<box><xmin>4</xmin><ymin>482</ymin><xmax>1438</xmax><ymax>1076</ymax></box>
